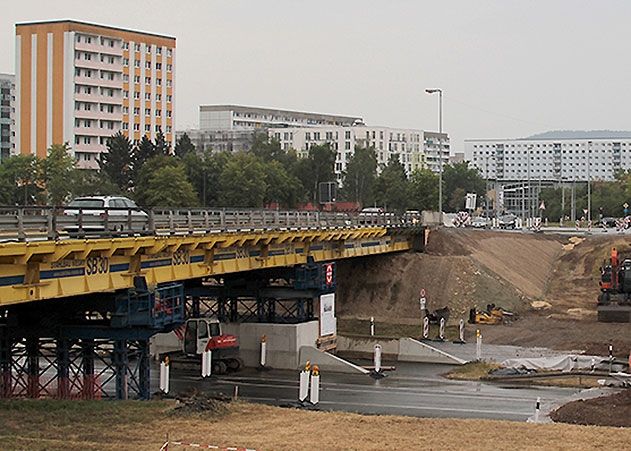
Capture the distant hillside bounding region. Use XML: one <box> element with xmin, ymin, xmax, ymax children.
<box><xmin>525</xmin><ymin>130</ymin><xmax>631</xmax><ymax>140</ymax></box>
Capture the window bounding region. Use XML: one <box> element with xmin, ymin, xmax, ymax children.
<box><xmin>86</xmin><ymin>36</ymin><xmax>92</xmax><ymax>44</ymax></box>
<box><xmin>83</xmin><ymin>136</ymin><xmax>91</xmax><ymax>144</ymax></box>
<box><xmin>145</xmin><ymin>77</ymin><xmax>151</xmax><ymax>84</ymax></box>
<box><xmin>133</xmin><ymin>123</ymin><xmax>140</xmax><ymax>131</ymax></box>
<box><xmin>156</xmin><ymin>47</ymin><xmax>162</xmax><ymax>55</ymax></box>
<box><xmin>84</xmin><ymin>103</ymin><xmax>91</xmax><ymax>111</ymax></box>
<box><xmin>133</xmin><ymin>107</ymin><xmax>140</xmax><ymax>115</ymax></box>
<box><xmin>155</xmin><ymin>125</ymin><xmax>161</xmax><ymax>132</ymax></box>
<box><xmin>122</xmin><ymin>106</ymin><xmax>128</xmax><ymax>114</ymax></box>
<box><xmin>145</xmin><ymin>124</ymin><xmax>151</xmax><ymax>132</ymax></box>
<box><xmin>305</xmin><ymin>132</ymin><xmax>311</xmax><ymax>140</ymax></box>
<box><xmin>167</xmin><ymin>48</ymin><xmax>172</xmax><ymax>57</ymax></box>
<box><xmin>146</xmin><ymin>44</ymin><xmax>151</xmax><ymax>53</ymax></box>
<box><xmin>156</xmin><ymin>78</ymin><xmax>162</xmax><ymax>86</ymax></box>
<box><xmin>123</xmin><ymin>90</ymin><xmax>129</xmax><ymax>99</ymax></box>
<box><xmin>134</xmin><ymin>75</ymin><xmax>140</xmax><ymax>83</ymax></box>
<box><xmin>155</xmin><ymin>109</ymin><xmax>161</xmax><ymax>116</ymax></box>
<box><xmin>122</xmin><ymin>42</ymin><xmax>129</xmax><ymax>50</ymax></box>
<box><xmin>145</xmin><ymin>93</ymin><xmax>151</xmax><ymax>100</ymax></box>
<box><xmin>134</xmin><ymin>43</ymin><xmax>141</xmax><ymax>52</ymax></box>
<box><xmin>123</xmin><ymin>58</ymin><xmax>129</xmax><ymax>66</ymax></box>
<box><xmin>345</xmin><ymin>141</ymin><xmax>351</xmax><ymax>150</ymax></box>
<box><xmin>345</xmin><ymin>131</ymin><xmax>351</xmax><ymax>139</ymax></box>
<box><xmin>122</xmin><ymin>122</ymin><xmax>129</xmax><ymax>130</ymax></box>
<box><xmin>156</xmin><ymin>62</ymin><xmax>162</xmax><ymax>70</ymax></box>
<box><xmin>75</xmin><ymin>68</ymin><xmax>81</xmax><ymax>77</ymax></box>
<box><xmin>145</xmin><ymin>108</ymin><xmax>151</xmax><ymax>115</ymax></box>
<box><xmin>134</xmin><ymin>60</ymin><xmax>140</xmax><ymax>68</ymax></box>
<box><xmin>84</xmin><ymin>86</ymin><xmax>92</xmax><ymax>94</ymax></box>
<box><xmin>145</xmin><ymin>61</ymin><xmax>151</xmax><ymax>69</ymax></box>
<box><xmin>166</xmin><ymin>79</ymin><xmax>172</xmax><ymax>87</ymax></box>
<box><xmin>84</xmin><ymin>52</ymin><xmax>91</xmax><ymax>61</ymax></box>
<box><xmin>167</xmin><ymin>64</ymin><xmax>172</xmax><ymax>72</ymax></box>
<box><xmin>123</xmin><ymin>74</ymin><xmax>129</xmax><ymax>82</ymax></box>
<box><xmin>156</xmin><ymin>93</ymin><xmax>162</xmax><ymax>101</ymax></box>
<box><xmin>167</xmin><ymin>95</ymin><xmax>172</xmax><ymax>102</ymax></box>
<box><xmin>134</xmin><ymin>92</ymin><xmax>140</xmax><ymax>99</ymax></box>
<box><xmin>166</xmin><ymin>125</ymin><xmax>172</xmax><ymax>133</ymax></box>
<box><xmin>75</xmin><ymin>136</ymin><xmax>80</xmax><ymax>144</ymax></box>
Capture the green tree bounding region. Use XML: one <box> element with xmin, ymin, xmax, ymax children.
<box><xmin>143</xmin><ymin>164</ymin><xmax>198</xmax><ymax>207</ymax></box>
<box><xmin>0</xmin><ymin>155</ymin><xmax>41</xmax><ymax>205</ymax></box>
<box><xmin>262</xmin><ymin>160</ymin><xmax>303</xmax><ymax>208</ymax></box>
<box><xmin>154</xmin><ymin>128</ymin><xmax>171</xmax><ymax>156</ymax></box>
<box><xmin>442</xmin><ymin>162</ymin><xmax>485</xmax><ymax>212</ymax></box>
<box><xmin>409</xmin><ymin>168</ymin><xmax>439</xmax><ymax>211</ymax></box>
<box><xmin>219</xmin><ymin>153</ymin><xmax>268</xmax><ymax>207</ymax></box>
<box><xmin>41</xmin><ymin>143</ymin><xmax>77</xmax><ymax>205</ymax></box>
<box><xmin>131</xmin><ymin>136</ymin><xmax>157</xmax><ymax>184</ymax></box>
<box><xmin>99</xmin><ymin>131</ymin><xmax>132</xmax><ymax>192</ymax></box>
<box><xmin>295</xmin><ymin>143</ymin><xmax>336</xmax><ymax>204</ymax></box>
<box><xmin>133</xmin><ymin>155</ymin><xmax>180</xmax><ymax>206</ymax></box>
<box><xmin>342</xmin><ymin>146</ymin><xmax>377</xmax><ymax>206</ymax></box>
<box><xmin>174</xmin><ymin>132</ymin><xmax>196</xmax><ymax>158</ymax></box>
<box><xmin>375</xmin><ymin>154</ymin><xmax>410</xmax><ymax>213</ymax></box>
<box><xmin>182</xmin><ymin>150</ymin><xmax>231</xmax><ymax>207</ymax></box>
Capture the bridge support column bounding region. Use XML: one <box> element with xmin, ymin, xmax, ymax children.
<box><xmin>229</xmin><ymin>298</ymin><xmax>238</xmax><ymax>322</ymax></box>
<box><xmin>137</xmin><ymin>340</ymin><xmax>150</xmax><ymax>400</ymax></box>
<box><xmin>191</xmin><ymin>298</ymin><xmax>201</xmax><ymax>318</ymax></box>
<box><xmin>113</xmin><ymin>339</ymin><xmax>129</xmax><ymax>400</ymax></box>
<box><xmin>81</xmin><ymin>339</ymin><xmax>96</xmax><ymax>399</ymax></box>
<box><xmin>0</xmin><ymin>326</ymin><xmax>10</xmax><ymax>398</ymax></box>
<box><xmin>56</xmin><ymin>338</ymin><xmax>70</xmax><ymax>399</ymax></box>
<box><xmin>25</xmin><ymin>336</ymin><xmax>39</xmax><ymax>398</ymax></box>
<box><xmin>267</xmin><ymin>298</ymin><xmax>276</xmax><ymax>322</ymax></box>
<box><xmin>218</xmin><ymin>297</ymin><xmax>228</xmax><ymax>322</ymax></box>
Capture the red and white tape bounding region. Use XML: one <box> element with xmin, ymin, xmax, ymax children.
<box><xmin>161</xmin><ymin>441</ymin><xmax>257</xmax><ymax>451</ymax></box>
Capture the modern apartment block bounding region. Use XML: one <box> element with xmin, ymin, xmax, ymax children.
<box><xmin>15</xmin><ymin>20</ymin><xmax>175</xmax><ymax>169</ymax></box>
<box><xmin>466</xmin><ymin>137</ymin><xmax>631</xmax><ymax>182</ymax></box>
<box><xmin>269</xmin><ymin>125</ymin><xmax>446</xmax><ymax>180</ymax></box>
<box><xmin>199</xmin><ymin>105</ymin><xmax>362</xmax><ymax>131</ymax></box>
<box><xmin>0</xmin><ymin>73</ymin><xmax>16</xmax><ymax>162</ymax></box>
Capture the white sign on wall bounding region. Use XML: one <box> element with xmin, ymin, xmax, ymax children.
<box><xmin>465</xmin><ymin>193</ymin><xmax>477</xmax><ymax>210</ymax></box>
<box><xmin>319</xmin><ymin>293</ymin><xmax>337</xmax><ymax>337</ymax></box>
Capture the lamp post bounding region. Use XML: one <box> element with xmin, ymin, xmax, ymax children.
<box><xmin>587</xmin><ymin>140</ymin><xmax>592</xmax><ymax>224</ymax></box>
<box><xmin>425</xmin><ymin>88</ymin><xmax>443</xmax><ymax>219</ymax></box>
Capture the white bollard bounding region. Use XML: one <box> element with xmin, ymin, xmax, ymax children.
<box><xmin>310</xmin><ymin>366</ymin><xmax>320</xmax><ymax>405</ymax></box>
<box><xmin>458</xmin><ymin>319</ymin><xmax>465</xmax><ymax>343</ymax></box>
<box><xmin>439</xmin><ymin>317</ymin><xmax>446</xmax><ymax>341</ymax></box>
<box><xmin>422</xmin><ymin>317</ymin><xmax>429</xmax><ymax>340</ymax></box>
<box><xmin>299</xmin><ymin>361</ymin><xmax>310</xmax><ymax>403</ymax></box>
<box><xmin>370</xmin><ymin>316</ymin><xmax>375</xmax><ymax>336</ymax></box>
<box><xmin>160</xmin><ymin>359</ymin><xmax>167</xmax><ymax>392</ymax></box>
<box><xmin>374</xmin><ymin>344</ymin><xmax>382</xmax><ymax>374</ymax></box>
<box><xmin>609</xmin><ymin>344</ymin><xmax>614</xmax><ymax>373</ymax></box>
<box><xmin>260</xmin><ymin>335</ymin><xmax>267</xmax><ymax>367</ymax></box>
<box><xmin>202</xmin><ymin>350</ymin><xmax>212</xmax><ymax>378</ymax></box>
<box><xmin>590</xmin><ymin>358</ymin><xmax>596</xmax><ymax>373</ymax></box>
<box><xmin>534</xmin><ymin>396</ymin><xmax>541</xmax><ymax>423</ymax></box>
<box><xmin>164</xmin><ymin>360</ymin><xmax>170</xmax><ymax>393</ymax></box>
<box><xmin>476</xmin><ymin>330</ymin><xmax>482</xmax><ymax>361</ymax></box>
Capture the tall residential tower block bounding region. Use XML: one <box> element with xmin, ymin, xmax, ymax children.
<box><xmin>15</xmin><ymin>20</ymin><xmax>175</xmax><ymax>168</ymax></box>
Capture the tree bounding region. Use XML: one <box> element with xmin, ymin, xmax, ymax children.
<box><xmin>41</xmin><ymin>143</ymin><xmax>77</xmax><ymax>205</ymax></box>
<box><xmin>133</xmin><ymin>155</ymin><xmax>181</xmax><ymax>206</ymax></box>
<box><xmin>143</xmin><ymin>164</ymin><xmax>198</xmax><ymax>207</ymax></box>
<box><xmin>409</xmin><ymin>168</ymin><xmax>439</xmax><ymax>211</ymax></box>
<box><xmin>0</xmin><ymin>155</ymin><xmax>41</xmax><ymax>205</ymax></box>
<box><xmin>154</xmin><ymin>128</ymin><xmax>171</xmax><ymax>156</ymax></box>
<box><xmin>131</xmin><ymin>136</ymin><xmax>157</xmax><ymax>184</ymax></box>
<box><xmin>99</xmin><ymin>131</ymin><xmax>132</xmax><ymax>192</ymax></box>
<box><xmin>342</xmin><ymin>146</ymin><xmax>377</xmax><ymax>206</ymax></box>
<box><xmin>442</xmin><ymin>162</ymin><xmax>485</xmax><ymax>212</ymax></box>
<box><xmin>374</xmin><ymin>154</ymin><xmax>410</xmax><ymax>213</ymax></box>
<box><xmin>262</xmin><ymin>160</ymin><xmax>303</xmax><ymax>208</ymax></box>
<box><xmin>174</xmin><ymin>132</ymin><xmax>196</xmax><ymax>158</ymax></box>
<box><xmin>219</xmin><ymin>153</ymin><xmax>268</xmax><ymax>207</ymax></box>
<box><xmin>295</xmin><ymin>143</ymin><xmax>336</xmax><ymax>204</ymax></box>
<box><xmin>181</xmin><ymin>150</ymin><xmax>230</xmax><ymax>207</ymax></box>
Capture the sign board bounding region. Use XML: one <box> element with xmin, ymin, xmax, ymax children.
<box><xmin>325</xmin><ymin>263</ymin><xmax>334</xmax><ymax>287</ymax></box>
<box><xmin>624</xmin><ymin>203</ymin><xmax>629</xmax><ymax>209</ymax></box>
<box><xmin>465</xmin><ymin>193</ymin><xmax>477</xmax><ymax>210</ymax></box>
<box><xmin>539</xmin><ymin>200</ymin><xmax>546</xmax><ymax>210</ymax></box>
<box><xmin>319</xmin><ymin>293</ymin><xmax>336</xmax><ymax>337</ymax></box>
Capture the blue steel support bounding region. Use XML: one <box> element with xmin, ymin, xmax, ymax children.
<box><xmin>138</xmin><ymin>340</ymin><xmax>150</xmax><ymax>400</ymax></box>
<box><xmin>113</xmin><ymin>339</ymin><xmax>128</xmax><ymax>400</ymax></box>
<box><xmin>26</xmin><ymin>337</ymin><xmax>39</xmax><ymax>398</ymax></box>
<box><xmin>56</xmin><ymin>338</ymin><xmax>70</xmax><ymax>399</ymax></box>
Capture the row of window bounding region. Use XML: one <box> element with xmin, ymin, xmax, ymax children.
<box><xmin>474</xmin><ymin>142</ymin><xmax>629</xmax><ymax>148</ymax></box>
<box><xmin>76</xmin><ymin>35</ymin><xmax>116</xmax><ymax>48</ymax></box>
<box><xmin>123</xmin><ymin>90</ymin><xmax>173</xmax><ymax>101</ymax></box>
<box><xmin>121</xmin><ymin>123</ymin><xmax>172</xmax><ymax>133</ymax></box>
<box><xmin>74</xmin><ymin>85</ymin><xmax>118</xmax><ymax>97</ymax></box>
<box><xmin>122</xmin><ymin>42</ymin><xmax>173</xmax><ymax>57</ymax></box>
<box><xmin>74</xmin><ymin>118</ymin><xmax>117</xmax><ymax>129</ymax></box>
<box><xmin>74</xmin><ymin>102</ymin><xmax>117</xmax><ymax>113</ymax></box>
<box><xmin>75</xmin><ymin>51</ymin><xmax>119</xmax><ymax>64</ymax></box>
<box><xmin>122</xmin><ymin>74</ymin><xmax>172</xmax><ymax>87</ymax></box>
<box><xmin>122</xmin><ymin>58</ymin><xmax>173</xmax><ymax>72</ymax></box>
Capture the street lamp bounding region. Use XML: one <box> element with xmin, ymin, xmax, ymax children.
<box><xmin>425</xmin><ymin>88</ymin><xmax>443</xmax><ymax>218</ymax></box>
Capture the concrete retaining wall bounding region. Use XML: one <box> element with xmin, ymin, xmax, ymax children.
<box><xmin>337</xmin><ymin>335</ymin><xmax>465</xmax><ymax>365</ymax></box>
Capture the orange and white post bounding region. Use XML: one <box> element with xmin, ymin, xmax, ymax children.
<box><xmin>310</xmin><ymin>365</ymin><xmax>320</xmax><ymax>405</ymax></box>
<box><xmin>260</xmin><ymin>335</ymin><xmax>267</xmax><ymax>368</ymax></box>
<box><xmin>476</xmin><ymin>329</ymin><xmax>482</xmax><ymax>361</ymax></box>
<box><xmin>299</xmin><ymin>361</ymin><xmax>310</xmax><ymax>403</ymax></box>
<box><xmin>202</xmin><ymin>349</ymin><xmax>212</xmax><ymax>378</ymax></box>
<box><xmin>159</xmin><ymin>356</ymin><xmax>170</xmax><ymax>394</ymax></box>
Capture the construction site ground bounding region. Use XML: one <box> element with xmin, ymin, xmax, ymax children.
<box><xmin>2</xmin><ymin>398</ymin><xmax>631</xmax><ymax>450</ymax></box>
<box><xmin>336</xmin><ymin>228</ymin><xmax>631</xmax><ymax>356</ymax></box>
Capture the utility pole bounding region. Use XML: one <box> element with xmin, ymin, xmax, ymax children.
<box><xmin>587</xmin><ymin>140</ymin><xmax>592</xmax><ymax>224</ymax></box>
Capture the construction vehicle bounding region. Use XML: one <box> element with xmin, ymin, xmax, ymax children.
<box><xmin>598</xmin><ymin>247</ymin><xmax>631</xmax><ymax>322</ymax></box>
<box><xmin>166</xmin><ymin>318</ymin><xmax>242</xmax><ymax>374</ymax></box>
<box><xmin>469</xmin><ymin>304</ymin><xmax>514</xmax><ymax>325</ymax></box>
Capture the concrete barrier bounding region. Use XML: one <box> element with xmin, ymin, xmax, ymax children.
<box><xmin>299</xmin><ymin>346</ymin><xmax>369</xmax><ymax>374</ymax></box>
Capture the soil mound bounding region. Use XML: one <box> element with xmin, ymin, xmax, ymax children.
<box><xmin>551</xmin><ymin>390</ymin><xmax>631</xmax><ymax>427</ymax></box>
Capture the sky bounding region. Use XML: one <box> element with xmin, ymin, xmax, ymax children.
<box><xmin>2</xmin><ymin>0</ymin><xmax>631</xmax><ymax>155</ymax></box>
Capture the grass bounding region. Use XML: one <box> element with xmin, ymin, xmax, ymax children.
<box><xmin>2</xmin><ymin>399</ymin><xmax>631</xmax><ymax>450</ymax></box>
<box><xmin>445</xmin><ymin>361</ymin><xmax>501</xmax><ymax>380</ymax></box>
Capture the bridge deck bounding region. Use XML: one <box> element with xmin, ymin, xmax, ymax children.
<box><xmin>0</xmin><ymin>225</ymin><xmax>414</xmax><ymax>307</ymax></box>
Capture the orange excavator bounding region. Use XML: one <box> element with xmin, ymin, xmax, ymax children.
<box><xmin>598</xmin><ymin>247</ymin><xmax>631</xmax><ymax>322</ymax></box>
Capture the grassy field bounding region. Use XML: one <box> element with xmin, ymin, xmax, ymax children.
<box><xmin>1</xmin><ymin>399</ymin><xmax>631</xmax><ymax>450</ymax></box>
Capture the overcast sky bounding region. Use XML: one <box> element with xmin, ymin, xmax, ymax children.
<box><xmin>2</xmin><ymin>0</ymin><xmax>631</xmax><ymax>154</ymax></box>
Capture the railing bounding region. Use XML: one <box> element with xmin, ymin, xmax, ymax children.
<box><xmin>0</xmin><ymin>206</ymin><xmax>420</xmax><ymax>241</ymax></box>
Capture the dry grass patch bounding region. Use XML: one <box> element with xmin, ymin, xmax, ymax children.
<box><xmin>445</xmin><ymin>361</ymin><xmax>501</xmax><ymax>380</ymax></box>
<box><xmin>2</xmin><ymin>399</ymin><xmax>631</xmax><ymax>450</ymax></box>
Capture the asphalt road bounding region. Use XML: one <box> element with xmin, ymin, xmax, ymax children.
<box><xmin>154</xmin><ymin>361</ymin><xmax>581</xmax><ymax>421</ymax></box>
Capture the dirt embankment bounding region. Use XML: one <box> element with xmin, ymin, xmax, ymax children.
<box><xmin>337</xmin><ymin>228</ymin><xmax>631</xmax><ymax>354</ymax></box>
<box><xmin>336</xmin><ymin>229</ymin><xmax>563</xmax><ymax>324</ymax></box>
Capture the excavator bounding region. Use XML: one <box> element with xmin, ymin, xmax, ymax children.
<box><xmin>468</xmin><ymin>304</ymin><xmax>514</xmax><ymax>325</ymax></box>
<box><xmin>598</xmin><ymin>247</ymin><xmax>631</xmax><ymax>322</ymax></box>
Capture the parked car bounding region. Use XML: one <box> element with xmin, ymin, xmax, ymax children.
<box><xmin>498</xmin><ymin>214</ymin><xmax>517</xmax><ymax>230</ymax></box>
<box><xmin>468</xmin><ymin>216</ymin><xmax>491</xmax><ymax>229</ymax></box>
<box><xmin>63</xmin><ymin>196</ymin><xmax>148</xmax><ymax>236</ymax></box>
<box><xmin>601</xmin><ymin>217</ymin><xmax>617</xmax><ymax>228</ymax></box>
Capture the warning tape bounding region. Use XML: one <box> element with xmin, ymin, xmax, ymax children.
<box><xmin>161</xmin><ymin>441</ymin><xmax>257</xmax><ymax>450</ymax></box>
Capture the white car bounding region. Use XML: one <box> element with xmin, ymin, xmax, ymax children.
<box><xmin>63</xmin><ymin>196</ymin><xmax>148</xmax><ymax>236</ymax></box>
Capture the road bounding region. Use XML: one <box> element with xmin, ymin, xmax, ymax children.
<box><xmin>153</xmin><ymin>361</ymin><xmax>581</xmax><ymax>421</ymax></box>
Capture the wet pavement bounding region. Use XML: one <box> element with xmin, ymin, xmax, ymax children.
<box><xmin>153</xmin><ymin>361</ymin><xmax>582</xmax><ymax>421</ymax></box>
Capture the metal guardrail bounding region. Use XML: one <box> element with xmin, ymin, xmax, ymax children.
<box><xmin>0</xmin><ymin>206</ymin><xmax>419</xmax><ymax>241</ymax></box>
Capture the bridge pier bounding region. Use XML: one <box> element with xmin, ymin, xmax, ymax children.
<box><xmin>81</xmin><ymin>339</ymin><xmax>96</xmax><ymax>400</ymax></box>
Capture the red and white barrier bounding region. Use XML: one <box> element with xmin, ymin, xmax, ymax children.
<box><xmin>298</xmin><ymin>361</ymin><xmax>310</xmax><ymax>403</ymax></box>
<box><xmin>422</xmin><ymin>317</ymin><xmax>429</xmax><ymax>340</ymax></box>
<box><xmin>202</xmin><ymin>350</ymin><xmax>212</xmax><ymax>378</ymax></box>
<box><xmin>438</xmin><ymin>318</ymin><xmax>446</xmax><ymax>341</ymax></box>
<box><xmin>533</xmin><ymin>396</ymin><xmax>541</xmax><ymax>423</ymax></box>
<box><xmin>374</xmin><ymin>344</ymin><xmax>382</xmax><ymax>374</ymax></box>
<box><xmin>370</xmin><ymin>316</ymin><xmax>375</xmax><ymax>336</ymax></box>
<box><xmin>476</xmin><ymin>330</ymin><xmax>482</xmax><ymax>361</ymax></box>
<box><xmin>163</xmin><ymin>440</ymin><xmax>257</xmax><ymax>450</ymax></box>
<box><xmin>310</xmin><ymin>365</ymin><xmax>320</xmax><ymax>405</ymax></box>
<box><xmin>260</xmin><ymin>335</ymin><xmax>267</xmax><ymax>368</ymax></box>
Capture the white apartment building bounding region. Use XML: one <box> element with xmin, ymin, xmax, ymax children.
<box><xmin>466</xmin><ymin>137</ymin><xmax>631</xmax><ymax>182</ymax></box>
<box><xmin>269</xmin><ymin>125</ymin><xmax>448</xmax><ymax>180</ymax></box>
<box><xmin>199</xmin><ymin>105</ymin><xmax>361</xmax><ymax>131</ymax></box>
<box><xmin>15</xmin><ymin>20</ymin><xmax>175</xmax><ymax>169</ymax></box>
<box><xmin>0</xmin><ymin>73</ymin><xmax>15</xmax><ymax>162</ymax></box>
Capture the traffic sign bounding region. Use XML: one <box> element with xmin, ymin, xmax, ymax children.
<box><xmin>420</xmin><ymin>288</ymin><xmax>426</xmax><ymax>298</ymax></box>
<box><xmin>325</xmin><ymin>263</ymin><xmax>333</xmax><ymax>286</ymax></box>
<box><xmin>624</xmin><ymin>203</ymin><xmax>629</xmax><ymax>209</ymax></box>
